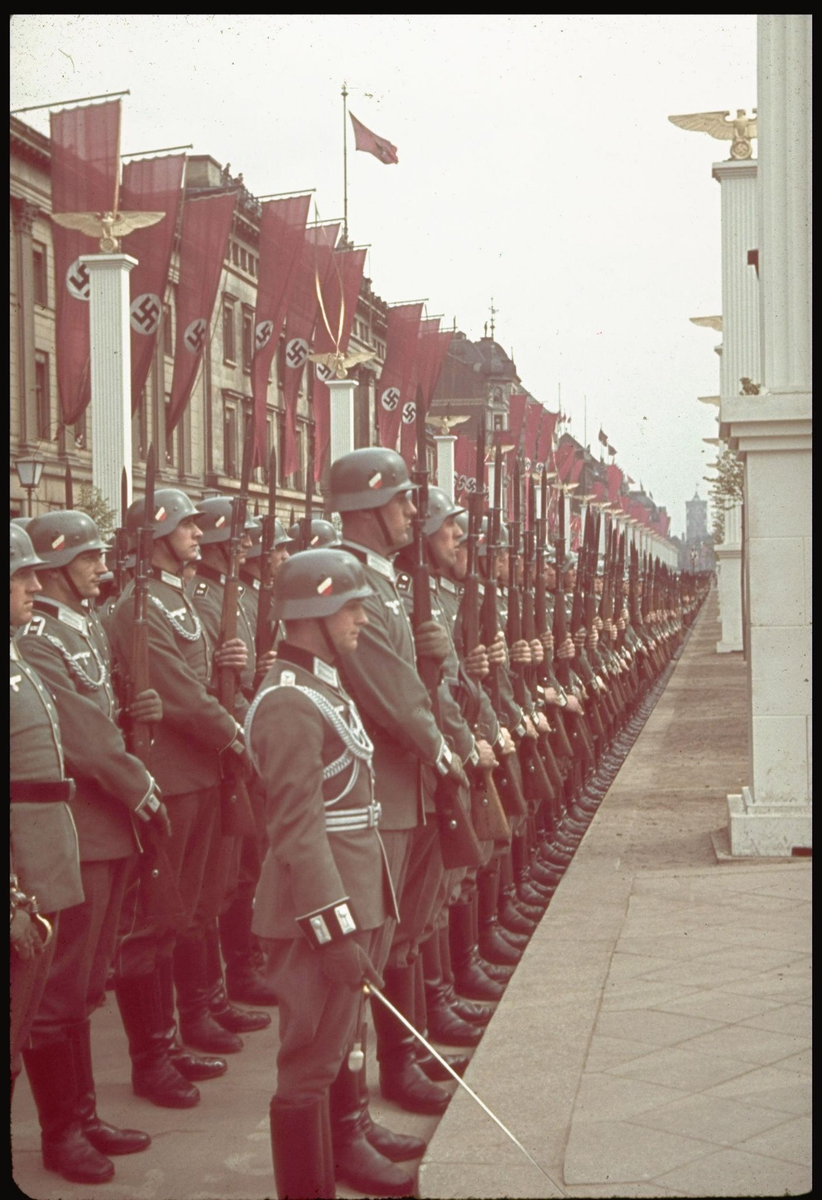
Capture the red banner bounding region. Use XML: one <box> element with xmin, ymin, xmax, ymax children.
<box><xmin>605</xmin><ymin>463</ymin><xmax>624</xmax><ymax>505</ymax></box>
<box><xmin>166</xmin><ymin>192</ymin><xmax>237</xmax><ymax>435</ymax></box>
<box><xmin>555</xmin><ymin>440</ymin><xmax>584</xmax><ymax>485</ymax></box>
<box><xmin>280</xmin><ymin>223</ymin><xmax>340</xmax><ymax>479</ymax></box>
<box><xmin>377</xmin><ymin>302</ymin><xmax>424</xmax><ymax>451</ymax></box>
<box><xmin>250</xmin><ymin>194</ymin><xmax>311</xmax><ymax>463</ymax></box>
<box><xmin>505</xmin><ymin>393</ymin><xmax>528</xmax><ymax>453</ymax></box>
<box><xmin>400</xmin><ymin>327</ymin><xmax>454</xmax><ymax>468</ymax></box>
<box><xmin>535</xmin><ymin>408</ymin><xmax>559</xmax><ymax>472</ymax></box>
<box><xmin>523</xmin><ymin>400</ymin><xmax>542</xmax><ymax>471</ymax></box>
<box><xmin>399</xmin><ymin>318</ymin><xmax>439</xmax><ymax>467</ymax></box>
<box><xmin>50</xmin><ymin>100</ymin><xmax>121</xmax><ymax>425</ymax></box>
<box><xmin>454</xmin><ymin>432</ymin><xmax>476</xmax><ymax>503</ymax></box>
<box><xmin>311</xmin><ymin>247</ymin><xmax>368</xmax><ymax>480</ymax></box>
<box><xmin>121</xmin><ymin>154</ymin><xmax>186</xmax><ymax>414</ymax></box>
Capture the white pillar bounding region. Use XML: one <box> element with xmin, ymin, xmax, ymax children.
<box><xmin>721</xmin><ymin>14</ymin><xmax>812</xmax><ymax>855</ymax></box>
<box><xmin>434</xmin><ymin>434</ymin><xmax>457</xmax><ymax>499</ymax></box>
<box><xmin>81</xmin><ymin>253</ymin><xmax>136</xmax><ymax>516</ymax></box>
<box><xmin>327</xmin><ymin>377</ymin><xmax>356</xmax><ymax>465</ymax></box>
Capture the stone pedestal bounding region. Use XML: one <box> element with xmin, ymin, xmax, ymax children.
<box><xmin>81</xmin><ymin>254</ymin><xmax>137</xmax><ymax>516</ymax></box>
<box><xmin>327</xmin><ymin>377</ymin><xmax>356</xmax><ymax>464</ymax></box>
<box><xmin>719</xmin><ymin>14</ymin><xmax>812</xmax><ymax>856</ymax></box>
<box><xmin>434</xmin><ymin>434</ymin><xmax>456</xmax><ymax>498</ymax></box>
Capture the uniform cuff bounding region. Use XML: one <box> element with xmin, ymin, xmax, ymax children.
<box><xmin>296</xmin><ymin>899</ymin><xmax>358</xmax><ymax>948</ymax></box>
<box><xmin>435</xmin><ymin>739</ymin><xmax>453</xmax><ymax>776</ymax></box>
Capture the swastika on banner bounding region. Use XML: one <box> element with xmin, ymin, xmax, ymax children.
<box><xmin>315</xmin><ymin>361</ymin><xmax>335</xmax><ymax>384</ymax></box>
<box><xmin>130</xmin><ymin>293</ymin><xmax>162</xmax><ymax>335</ymax></box>
<box><xmin>465</xmin><ymin>476</ymin><xmax>477</xmax><ymax>493</ymax></box>
<box><xmin>285</xmin><ymin>338</ymin><xmax>309</xmax><ymax>369</ymax></box>
<box><xmin>255</xmin><ymin>320</ymin><xmax>274</xmax><ymax>351</ymax></box>
<box><xmin>66</xmin><ymin>260</ymin><xmax>91</xmax><ymax>302</ymax></box>
<box><xmin>381</xmin><ymin>386</ymin><xmax>400</xmax><ymax>412</ymax></box>
<box><xmin>183</xmin><ymin>317</ymin><xmax>207</xmax><ymax>354</ymax></box>
<box><xmin>401</xmin><ymin>401</ymin><xmax>416</xmax><ymax>424</ymax></box>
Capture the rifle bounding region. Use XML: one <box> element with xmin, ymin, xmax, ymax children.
<box><xmin>109</xmin><ymin>468</ymin><xmax>130</xmax><ymax>603</ymax></box>
<box><xmin>255</xmin><ymin>445</ymin><xmax>278</xmax><ymax>667</ymax></box>
<box><xmin>300</xmin><ymin>418</ymin><xmax>315</xmax><ymax>552</ymax></box>
<box><xmin>481</xmin><ymin>444</ymin><xmax>528</xmax><ymax>821</ymax></box>
<box><xmin>566</xmin><ymin>503</ymin><xmax>606</xmax><ymax>740</ymax></box>
<box><xmin>533</xmin><ymin>471</ymin><xmax>575</xmax><ymax>760</ymax></box>
<box><xmin>127</xmin><ymin>445</ymin><xmax>184</xmax><ymax>920</ymax></box>
<box><xmin>460</xmin><ymin>415</ymin><xmax>510</xmax><ymax>843</ymax></box>
<box><xmin>553</xmin><ymin>484</ymin><xmax>596</xmax><ymax>765</ymax></box>
<box><xmin>217</xmin><ymin>416</ymin><xmax>257</xmax><ymax>837</ymax></box>
<box><xmin>412</xmin><ymin>389</ymin><xmax>484</xmax><ymax>870</ymax></box>
<box><xmin>65</xmin><ymin>461</ymin><xmax>74</xmax><ymax>510</ymax></box>
<box><xmin>582</xmin><ymin>506</ymin><xmax>618</xmax><ymax>727</ymax></box>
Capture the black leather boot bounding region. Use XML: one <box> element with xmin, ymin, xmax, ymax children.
<box><xmin>270</xmin><ymin>1092</ymin><xmax>336</xmax><ymax>1200</ymax></box>
<box><xmin>115</xmin><ymin>971</ymin><xmax>200</xmax><ymax>1108</ymax></box>
<box><xmin>415</xmin><ymin>1045</ymin><xmax>470</xmax><ymax>1080</ymax></box>
<box><xmin>421</xmin><ymin>934</ymin><xmax>483</xmax><ymax>1046</ymax></box>
<box><xmin>477</xmin><ymin>864</ymin><xmax>523</xmax><ymax>966</ymax></box>
<box><xmin>70</xmin><ymin>1019</ymin><xmax>151</xmax><ymax>1155</ymax></box>
<box><xmin>157</xmin><ymin>956</ymin><xmax>228</xmax><ymax>1082</ymax></box>
<box><xmin>448</xmin><ymin>898</ymin><xmax>505</xmax><ymax>1001</ymax></box>
<box><xmin>329</xmin><ymin>1042</ymin><xmax>417</xmax><ymax>1196</ymax></box>
<box><xmin>437</xmin><ymin>926</ymin><xmax>494</xmax><ymax>1025</ymax></box>
<box><xmin>175</xmin><ymin>933</ymin><xmax>244</xmax><ymax>1053</ymax></box>
<box><xmin>23</xmin><ymin>1030</ymin><xmax>115</xmax><ymax>1184</ymax></box>
<box><xmin>205</xmin><ymin>921</ymin><xmax>271</xmax><ymax>1033</ymax></box>
<box><xmin>371</xmin><ymin>963</ymin><xmax>451</xmax><ymax>1115</ymax></box>
<box><xmin>220</xmin><ymin>894</ymin><xmax>279</xmax><ymax>1006</ymax></box>
<box><xmin>498</xmin><ymin>924</ymin><xmax>530</xmax><ymax>950</ymax></box>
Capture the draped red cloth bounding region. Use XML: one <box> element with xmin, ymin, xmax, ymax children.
<box><xmin>311</xmin><ymin>247</ymin><xmax>367</xmax><ymax>480</ymax></box>
<box><xmin>376</xmin><ymin>302</ymin><xmax>423</xmax><ymax>451</ymax></box>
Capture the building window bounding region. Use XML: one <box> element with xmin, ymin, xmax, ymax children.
<box><xmin>249</xmin><ymin>255</ymin><xmax>257</xmax><ymax>277</ymax></box>
<box><xmin>242</xmin><ymin>307</ymin><xmax>254</xmax><ymax>373</ymax></box>
<box><xmin>223</xmin><ymin>397</ymin><xmax>239</xmax><ymax>477</ymax></box>
<box><xmin>223</xmin><ymin>299</ymin><xmax>236</xmax><ymax>363</ymax></box>
<box><xmin>35</xmin><ymin>351</ymin><xmax>51</xmax><ymax>439</ymax></box>
<box><xmin>32</xmin><ymin>241</ymin><xmax>48</xmax><ymax>306</ymax></box>
<box><xmin>232</xmin><ymin>243</ymin><xmax>240</xmax><ymax>266</ymax></box>
<box><xmin>240</xmin><ymin>248</ymin><xmax>248</xmax><ymax>272</ymax></box>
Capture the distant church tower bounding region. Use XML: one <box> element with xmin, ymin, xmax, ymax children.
<box><xmin>686</xmin><ymin>489</ymin><xmax>708</xmax><ymax>543</ymax></box>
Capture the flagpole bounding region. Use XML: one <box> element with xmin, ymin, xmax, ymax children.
<box><xmin>342</xmin><ymin>81</ymin><xmax>349</xmax><ymax>244</ymax></box>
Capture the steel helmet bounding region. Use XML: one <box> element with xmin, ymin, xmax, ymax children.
<box><xmin>10</xmin><ymin>523</ymin><xmax>46</xmax><ymax>577</ymax></box>
<box><xmin>454</xmin><ymin>510</ymin><xmax>469</xmax><ymax>540</ymax></box>
<box><xmin>11</xmin><ymin>516</ymin><xmax>32</xmax><ymax>530</ymax></box>
<box><xmin>288</xmin><ymin>518</ymin><xmax>341</xmax><ymax>549</ymax></box>
<box><xmin>126</xmin><ymin>488</ymin><xmax>205</xmax><ymax>540</ymax></box>
<box><xmin>27</xmin><ymin>510</ymin><xmax>108</xmax><ymax>570</ymax></box>
<box><xmin>275</xmin><ymin>549</ymin><xmax>373</xmax><ymax>620</ymax></box>
<box><xmin>424</xmin><ymin>487</ymin><xmax>465</xmax><ymax>536</ymax></box>
<box><xmin>329</xmin><ymin>448</ymin><xmax>414</xmax><ymax>513</ymax></box>
<box><xmin>196</xmin><ymin>496</ymin><xmax>257</xmax><ymax>545</ymax></box>
<box><xmin>244</xmin><ymin>515</ymin><xmax>264</xmax><ymax>560</ymax></box>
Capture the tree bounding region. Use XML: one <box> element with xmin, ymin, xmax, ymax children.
<box><xmin>77</xmin><ymin>484</ymin><xmax>117</xmax><ymax>541</ymax></box>
<box><xmin>704</xmin><ymin>446</ymin><xmax>744</xmax><ymax>545</ymax></box>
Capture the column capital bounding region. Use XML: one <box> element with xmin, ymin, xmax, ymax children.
<box><xmin>711</xmin><ymin>159</ymin><xmax>757</xmax><ymax>185</ymax></box>
<box><xmin>79</xmin><ymin>253</ymin><xmax>138</xmax><ymax>273</ymax></box>
<box><xmin>11</xmin><ymin>196</ymin><xmax>40</xmax><ymax>235</ymax></box>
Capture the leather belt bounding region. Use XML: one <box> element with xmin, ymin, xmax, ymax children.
<box><xmin>10</xmin><ymin>779</ymin><xmax>76</xmax><ymax>804</ymax></box>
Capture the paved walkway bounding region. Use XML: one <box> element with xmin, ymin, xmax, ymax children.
<box><xmin>11</xmin><ymin>592</ymin><xmax>811</xmax><ymax>1199</ymax></box>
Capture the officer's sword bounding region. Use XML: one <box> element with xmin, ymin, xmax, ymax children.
<box><xmin>364</xmin><ymin>982</ymin><xmax>566</xmax><ymax>1196</ymax></box>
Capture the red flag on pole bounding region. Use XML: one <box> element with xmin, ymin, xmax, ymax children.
<box><xmin>349</xmin><ymin>112</ymin><xmax>399</xmax><ymax>165</ymax></box>
<box><xmin>166</xmin><ymin>191</ymin><xmax>237</xmax><ymax>435</ymax></box>
<box><xmin>311</xmin><ymin>247</ymin><xmax>368</xmax><ymax>480</ymax></box>
<box><xmin>50</xmin><ymin>100</ymin><xmax>122</xmax><ymax>425</ymax></box>
<box><xmin>377</xmin><ymin>302</ymin><xmax>423</xmax><ymax>451</ymax></box>
<box><xmin>121</xmin><ymin>154</ymin><xmax>186</xmax><ymax>414</ymax></box>
<box><xmin>399</xmin><ymin>318</ymin><xmax>438</xmax><ymax>466</ymax></box>
<box><xmin>453</xmin><ymin>432</ymin><xmax>475</xmax><ymax>503</ymax></box>
<box><xmin>605</xmin><ymin>464</ymin><xmax>623</xmax><ymax>505</ymax></box>
<box><xmin>280</xmin><ymin>224</ymin><xmax>340</xmax><ymax>480</ymax></box>
<box><xmin>504</xmin><ymin>393</ymin><xmax>528</xmax><ymax>453</ymax></box>
<box><xmin>250</xmin><ymin>194</ymin><xmax>311</xmax><ymax>462</ymax></box>
<box><xmin>400</xmin><ymin>325</ymin><xmax>453</xmax><ymax>467</ymax></box>
<box><xmin>523</xmin><ymin>400</ymin><xmax>542</xmax><ymax>471</ymax></box>
<box><xmin>535</xmin><ymin>408</ymin><xmax>559</xmax><ymax>472</ymax></box>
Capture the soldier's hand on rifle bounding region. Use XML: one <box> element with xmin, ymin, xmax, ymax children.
<box><xmin>463</xmin><ymin>643</ymin><xmax>490</xmax><ymax>679</ymax></box>
<box><xmin>585</xmin><ymin>627</ymin><xmax>599</xmax><ymax>652</ymax></box>
<box><xmin>523</xmin><ymin>714</ymin><xmax>539</xmax><ymax>740</ymax></box>
<box><xmin>540</xmin><ymin>629</ymin><xmax>554</xmax><ymax>657</ymax></box>
<box><xmin>444</xmin><ymin>753</ymin><xmax>470</xmax><ymax>791</ymax></box>
<box><xmin>573</xmin><ymin>626</ymin><xmax>587</xmax><ymax>649</ymax></box>
<box><xmin>530</xmin><ymin>638</ymin><xmax>544</xmax><ymax>664</ymax></box>
<box><xmin>534</xmin><ymin>710</ymin><xmax>551</xmax><ymax>736</ymax></box>
<box><xmin>414</xmin><ymin>619</ymin><xmax>450</xmax><ymax>664</ymax></box>
<box><xmin>565</xmin><ymin>693</ymin><xmax>584</xmax><ymax>714</ymax></box>
<box><xmin>510</xmin><ymin>639</ymin><xmax>532</xmax><ymax>665</ymax></box>
<box><xmin>487</xmin><ymin>630</ymin><xmax>507</xmax><ymax>666</ymax></box>
<box><xmin>255</xmin><ymin>648</ymin><xmax>278</xmax><ymax>676</ymax></box>
<box><xmin>320</xmin><ymin>939</ymin><xmax>384</xmax><ymax>991</ymax></box>
<box><xmin>543</xmin><ymin>684</ymin><xmax>561</xmax><ymax>705</ymax></box>
<box><xmin>128</xmin><ymin>688</ymin><xmax>163</xmax><ymax>726</ymax></box>
<box><xmin>498</xmin><ymin>726</ymin><xmax>516</xmax><ymax>755</ymax></box>
<box><xmin>557</xmin><ymin>635</ymin><xmax>576</xmax><ymax>660</ymax></box>
<box><xmin>136</xmin><ymin>786</ymin><xmax>173</xmax><ymax>837</ymax></box>
<box><xmin>214</xmin><ymin>637</ymin><xmax>249</xmax><ymax>673</ymax></box>
<box><xmin>475</xmin><ymin>738</ymin><xmax>497</xmax><ymax>771</ymax></box>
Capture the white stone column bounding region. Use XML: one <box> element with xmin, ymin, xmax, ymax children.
<box><xmin>434</xmin><ymin>434</ymin><xmax>457</xmax><ymax>499</ymax></box>
<box><xmin>81</xmin><ymin>253</ymin><xmax>137</xmax><ymax>516</ymax></box>
<box><xmin>721</xmin><ymin>14</ymin><xmax>812</xmax><ymax>855</ymax></box>
<box><xmin>327</xmin><ymin>377</ymin><xmax>356</xmax><ymax>464</ymax></box>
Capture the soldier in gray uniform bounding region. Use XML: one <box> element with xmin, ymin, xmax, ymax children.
<box><xmin>248</xmin><ymin>549</ymin><xmax>420</xmax><ymax>1198</ymax></box>
<box><xmin>330</xmin><ymin>448</ymin><xmax>470</xmax><ymax>1117</ymax></box>
<box><xmin>10</xmin><ymin>525</ymin><xmax>84</xmax><ymax>1104</ymax></box>
<box><xmin>182</xmin><ymin>495</ymin><xmax>275</xmax><ymax>1044</ymax></box>
<box><xmin>107</xmin><ymin>488</ymin><xmax>249</xmax><ymax>1108</ymax></box>
<box><xmin>18</xmin><ymin>511</ymin><xmax>167</xmax><ymax>1184</ymax></box>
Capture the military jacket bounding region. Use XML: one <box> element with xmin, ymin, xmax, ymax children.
<box><xmin>187</xmin><ymin>562</ymin><xmax>256</xmax><ymax>702</ymax></box>
<box><xmin>248</xmin><ymin>643</ymin><xmax>397</xmax><ymax>940</ymax></box>
<box><xmin>18</xmin><ymin>597</ymin><xmax>151</xmax><ymax>861</ymax></box>
<box><xmin>337</xmin><ymin>542</ymin><xmax>449</xmax><ymax>831</ymax></box>
<box><xmin>107</xmin><ymin>569</ymin><xmax>239</xmax><ymax>797</ymax></box>
<box><xmin>10</xmin><ymin>638</ymin><xmax>84</xmax><ymax>911</ymax></box>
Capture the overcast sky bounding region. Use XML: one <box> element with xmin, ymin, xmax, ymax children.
<box><xmin>11</xmin><ymin>14</ymin><xmax>758</xmax><ymax>537</ymax></box>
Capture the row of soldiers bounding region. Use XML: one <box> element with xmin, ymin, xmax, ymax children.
<box><xmin>10</xmin><ymin>445</ymin><xmax>708</xmax><ymax>1198</ymax></box>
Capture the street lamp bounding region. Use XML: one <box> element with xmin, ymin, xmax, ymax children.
<box><xmin>16</xmin><ymin>455</ymin><xmax>45</xmax><ymax>517</ymax></box>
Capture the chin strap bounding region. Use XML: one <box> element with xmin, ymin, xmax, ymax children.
<box><xmin>319</xmin><ymin>618</ymin><xmax>340</xmax><ymax>665</ymax></box>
